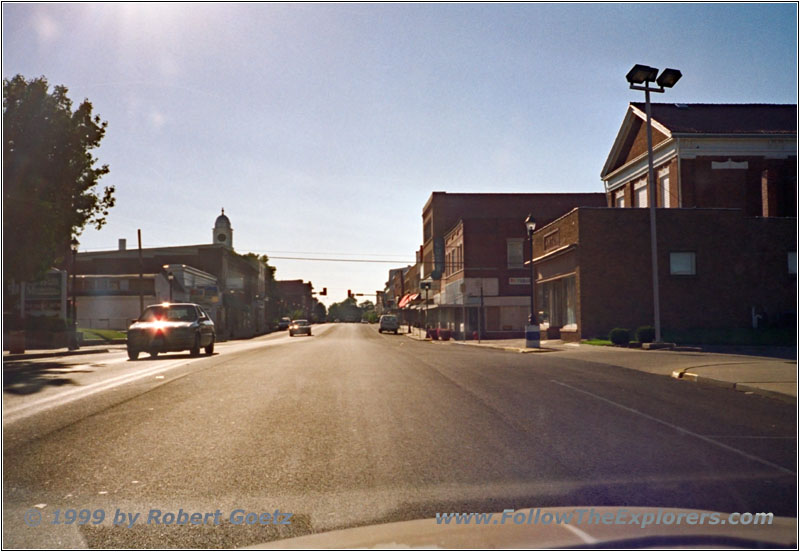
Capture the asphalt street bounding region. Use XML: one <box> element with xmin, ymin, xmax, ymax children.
<box><xmin>3</xmin><ymin>323</ymin><xmax>796</xmax><ymax>548</ymax></box>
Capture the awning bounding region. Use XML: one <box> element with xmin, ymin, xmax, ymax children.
<box><xmin>398</xmin><ymin>293</ymin><xmax>420</xmax><ymax>309</ymax></box>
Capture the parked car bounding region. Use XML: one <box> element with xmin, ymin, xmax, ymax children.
<box><xmin>289</xmin><ymin>319</ymin><xmax>312</xmax><ymax>337</ymax></box>
<box><xmin>127</xmin><ymin>303</ymin><xmax>215</xmax><ymax>360</ymax></box>
<box><xmin>378</xmin><ymin>314</ymin><xmax>399</xmax><ymax>334</ymax></box>
<box><xmin>278</xmin><ymin>317</ymin><xmax>291</xmax><ymax>331</ymax></box>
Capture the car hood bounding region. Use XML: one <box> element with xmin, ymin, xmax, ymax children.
<box><xmin>255</xmin><ymin>507</ymin><xmax>796</xmax><ymax>549</ymax></box>
<box><xmin>130</xmin><ymin>321</ymin><xmax>194</xmax><ymax>330</ymax></box>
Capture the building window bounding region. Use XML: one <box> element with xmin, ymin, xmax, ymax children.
<box><xmin>614</xmin><ymin>190</ymin><xmax>625</xmax><ymax>208</ymax></box>
<box><xmin>659</xmin><ymin>174</ymin><xmax>671</xmax><ymax>208</ymax></box>
<box><xmin>634</xmin><ymin>180</ymin><xmax>648</xmax><ymax>208</ymax></box>
<box><xmin>670</xmin><ymin>252</ymin><xmax>696</xmax><ymax>275</ymax></box>
<box><xmin>507</xmin><ymin>239</ymin><xmax>524</xmax><ymax>269</ymax></box>
<box><xmin>789</xmin><ymin>252</ymin><xmax>797</xmax><ymax>275</ymax></box>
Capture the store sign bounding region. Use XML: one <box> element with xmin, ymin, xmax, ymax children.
<box><xmin>509</xmin><ymin>277</ymin><xmax>531</xmax><ymax>285</ymax></box>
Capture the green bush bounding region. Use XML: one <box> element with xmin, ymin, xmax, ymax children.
<box><xmin>609</xmin><ymin>328</ymin><xmax>631</xmax><ymax>346</ymax></box>
<box><xmin>636</xmin><ymin>325</ymin><xmax>656</xmax><ymax>343</ymax></box>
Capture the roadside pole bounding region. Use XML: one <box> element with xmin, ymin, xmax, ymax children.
<box><xmin>137</xmin><ymin>229</ymin><xmax>144</xmax><ymax>313</ymax></box>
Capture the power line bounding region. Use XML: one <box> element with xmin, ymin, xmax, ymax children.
<box><xmin>244</xmin><ymin>248</ymin><xmax>413</xmax><ymax>258</ymax></box>
<box><xmin>269</xmin><ymin>256</ymin><xmax>415</xmax><ymax>264</ymax></box>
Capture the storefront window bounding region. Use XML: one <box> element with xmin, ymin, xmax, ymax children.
<box><xmin>537</xmin><ymin>274</ymin><xmax>576</xmax><ymax>328</ymax></box>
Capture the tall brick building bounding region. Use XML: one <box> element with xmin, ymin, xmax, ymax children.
<box><xmin>418</xmin><ymin>192</ymin><xmax>607</xmax><ymax>338</ymax></box>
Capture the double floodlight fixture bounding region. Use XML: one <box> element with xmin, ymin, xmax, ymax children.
<box><xmin>626</xmin><ymin>64</ymin><xmax>682</xmax><ymax>91</ymax></box>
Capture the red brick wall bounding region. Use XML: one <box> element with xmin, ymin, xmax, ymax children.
<box><xmin>460</xmin><ymin>218</ymin><xmax>531</xmax><ymax>297</ymax></box>
<box><xmin>575</xmin><ymin>208</ymin><xmax>796</xmax><ymax>338</ymax></box>
<box><xmin>680</xmin><ymin>156</ymin><xmax>796</xmax><ymax>215</ymax></box>
<box><xmin>623</xmin><ymin>119</ymin><xmax>670</xmax><ymax>165</ymax></box>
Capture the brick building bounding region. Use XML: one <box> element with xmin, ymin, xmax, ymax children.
<box><xmin>73</xmin><ymin>211</ymin><xmax>271</xmax><ymax>338</ymax></box>
<box><xmin>419</xmin><ymin>192</ymin><xmax>607</xmax><ymax>338</ymax></box>
<box><xmin>602</xmin><ymin>103</ymin><xmax>796</xmax><ymax>214</ymax></box>
<box><xmin>532</xmin><ymin>103</ymin><xmax>797</xmax><ymax>341</ymax></box>
<box><xmin>274</xmin><ymin>279</ymin><xmax>316</xmax><ymax>321</ymax></box>
<box><xmin>532</xmin><ymin>208</ymin><xmax>796</xmax><ymax>340</ymax></box>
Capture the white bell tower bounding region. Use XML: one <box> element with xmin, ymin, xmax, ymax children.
<box><xmin>213</xmin><ymin>208</ymin><xmax>233</xmax><ymax>249</ymax></box>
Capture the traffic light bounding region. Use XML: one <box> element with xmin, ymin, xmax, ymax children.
<box><xmin>347</xmin><ymin>289</ymin><xmax>352</xmax><ymax>298</ymax></box>
<box><xmin>320</xmin><ymin>288</ymin><xmax>327</xmax><ymax>296</ymax></box>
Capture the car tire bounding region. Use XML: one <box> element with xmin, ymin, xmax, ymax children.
<box><xmin>190</xmin><ymin>334</ymin><xmax>201</xmax><ymax>356</ymax></box>
<box><xmin>149</xmin><ymin>350</ymin><xmax>159</xmax><ymax>358</ymax></box>
<box><xmin>127</xmin><ymin>348</ymin><xmax>139</xmax><ymax>360</ymax></box>
<box><xmin>378</xmin><ymin>329</ymin><xmax>382</xmax><ymax>333</ymax></box>
<box><xmin>205</xmin><ymin>336</ymin><xmax>215</xmax><ymax>355</ymax></box>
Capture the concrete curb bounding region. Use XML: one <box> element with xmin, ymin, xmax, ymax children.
<box><xmin>672</xmin><ymin>369</ymin><xmax>795</xmax><ymax>403</ymax></box>
<box><xmin>451</xmin><ymin>341</ymin><xmax>553</xmax><ymax>354</ymax></box>
<box><xmin>402</xmin><ymin>332</ymin><xmax>553</xmax><ymax>354</ymax></box>
<box><xmin>3</xmin><ymin>348</ymin><xmax>113</xmax><ymax>362</ymax></box>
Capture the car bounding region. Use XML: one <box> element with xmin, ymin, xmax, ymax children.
<box><xmin>126</xmin><ymin>302</ymin><xmax>216</xmax><ymax>360</ymax></box>
<box><xmin>378</xmin><ymin>314</ymin><xmax>399</xmax><ymax>334</ymax></box>
<box><xmin>289</xmin><ymin>319</ymin><xmax>312</xmax><ymax>337</ymax></box>
<box><xmin>278</xmin><ymin>317</ymin><xmax>291</xmax><ymax>331</ymax></box>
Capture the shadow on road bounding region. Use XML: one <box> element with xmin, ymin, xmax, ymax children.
<box><xmin>3</xmin><ymin>360</ymin><xmax>93</xmax><ymax>396</ymax></box>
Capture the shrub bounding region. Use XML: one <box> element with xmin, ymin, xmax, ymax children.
<box><xmin>609</xmin><ymin>328</ymin><xmax>630</xmax><ymax>346</ymax></box>
<box><xmin>636</xmin><ymin>325</ymin><xmax>656</xmax><ymax>343</ymax></box>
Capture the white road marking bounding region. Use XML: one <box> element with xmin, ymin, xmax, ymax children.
<box><xmin>560</xmin><ymin>522</ymin><xmax>598</xmax><ymax>544</ymax></box>
<box><xmin>4</xmin><ymin>325</ymin><xmax>334</xmax><ymax>424</ymax></box>
<box><xmin>551</xmin><ymin>379</ymin><xmax>796</xmax><ymax>476</ymax></box>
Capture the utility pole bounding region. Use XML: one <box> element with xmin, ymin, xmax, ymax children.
<box><xmin>137</xmin><ymin>229</ymin><xmax>144</xmax><ymax>313</ymax></box>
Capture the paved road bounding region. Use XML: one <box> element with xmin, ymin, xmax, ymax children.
<box><xmin>3</xmin><ymin>324</ymin><xmax>795</xmax><ymax>547</ymax></box>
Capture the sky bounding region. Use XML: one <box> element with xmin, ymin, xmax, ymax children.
<box><xmin>2</xmin><ymin>3</ymin><xmax>797</xmax><ymax>306</ymax></box>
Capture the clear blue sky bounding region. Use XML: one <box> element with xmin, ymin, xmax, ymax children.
<box><xmin>3</xmin><ymin>3</ymin><xmax>797</xmax><ymax>305</ymax></box>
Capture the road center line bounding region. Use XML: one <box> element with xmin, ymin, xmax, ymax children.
<box><xmin>550</xmin><ymin>379</ymin><xmax>796</xmax><ymax>476</ymax></box>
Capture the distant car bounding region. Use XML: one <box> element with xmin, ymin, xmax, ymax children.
<box><xmin>278</xmin><ymin>317</ymin><xmax>291</xmax><ymax>331</ymax></box>
<box><xmin>378</xmin><ymin>315</ymin><xmax>399</xmax><ymax>334</ymax></box>
<box><xmin>289</xmin><ymin>319</ymin><xmax>312</xmax><ymax>337</ymax></box>
<box><xmin>127</xmin><ymin>303</ymin><xmax>215</xmax><ymax>360</ymax></box>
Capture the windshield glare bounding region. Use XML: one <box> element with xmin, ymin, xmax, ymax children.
<box><xmin>140</xmin><ymin>306</ymin><xmax>197</xmax><ymax>322</ymax></box>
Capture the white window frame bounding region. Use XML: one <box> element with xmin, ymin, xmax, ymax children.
<box><xmin>670</xmin><ymin>252</ymin><xmax>696</xmax><ymax>276</ymax></box>
<box><xmin>633</xmin><ymin>179</ymin><xmax>648</xmax><ymax>208</ymax></box>
<box><xmin>659</xmin><ymin>174</ymin><xmax>671</xmax><ymax>208</ymax></box>
<box><xmin>614</xmin><ymin>190</ymin><xmax>625</xmax><ymax>208</ymax></box>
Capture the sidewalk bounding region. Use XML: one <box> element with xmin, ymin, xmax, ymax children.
<box><xmin>2</xmin><ymin>344</ymin><xmax>123</xmax><ymax>361</ymax></box>
<box><xmin>402</xmin><ymin>329</ymin><xmax>797</xmax><ymax>403</ymax></box>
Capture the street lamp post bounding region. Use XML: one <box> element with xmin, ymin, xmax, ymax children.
<box><xmin>420</xmin><ymin>279</ymin><xmax>432</xmax><ymax>338</ymax></box>
<box><xmin>69</xmin><ymin>238</ymin><xmax>79</xmax><ymax>350</ymax></box>
<box><xmin>524</xmin><ymin>214</ymin><xmax>540</xmax><ymax>348</ymax></box>
<box><xmin>625</xmin><ymin>64</ymin><xmax>682</xmax><ymax>344</ymax></box>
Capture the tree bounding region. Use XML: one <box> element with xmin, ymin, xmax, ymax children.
<box><xmin>3</xmin><ymin>75</ymin><xmax>113</xmax><ymax>284</ymax></box>
<box><xmin>313</xmin><ymin>302</ymin><xmax>327</xmax><ymax>323</ymax></box>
